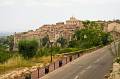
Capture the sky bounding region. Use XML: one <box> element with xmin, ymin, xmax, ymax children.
<box><xmin>0</xmin><ymin>0</ymin><xmax>120</xmax><ymax>32</ymax></box>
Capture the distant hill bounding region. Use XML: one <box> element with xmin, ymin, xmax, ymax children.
<box><xmin>0</xmin><ymin>32</ymin><xmax>13</xmax><ymax>37</ymax></box>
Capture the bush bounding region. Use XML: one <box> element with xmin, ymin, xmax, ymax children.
<box><xmin>68</xmin><ymin>40</ymin><xmax>80</xmax><ymax>48</ymax></box>
<box><xmin>73</xmin><ymin>29</ymin><xmax>111</xmax><ymax>49</ymax></box>
<box><xmin>18</xmin><ymin>39</ymin><xmax>38</xmax><ymax>59</ymax></box>
<box><xmin>36</xmin><ymin>47</ymin><xmax>60</xmax><ymax>57</ymax></box>
<box><xmin>0</xmin><ymin>51</ymin><xmax>11</xmax><ymax>63</ymax></box>
<box><xmin>36</xmin><ymin>48</ymin><xmax>49</xmax><ymax>57</ymax></box>
<box><xmin>100</xmin><ymin>32</ymin><xmax>111</xmax><ymax>45</ymax></box>
<box><xmin>52</xmin><ymin>47</ymin><xmax>60</xmax><ymax>54</ymax></box>
<box><xmin>59</xmin><ymin>48</ymin><xmax>79</xmax><ymax>54</ymax></box>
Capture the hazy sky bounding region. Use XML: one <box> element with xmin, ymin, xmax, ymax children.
<box><xmin>0</xmin><ymin>0</ymin><xmax>120</xmax><ymax>32</ymax></box>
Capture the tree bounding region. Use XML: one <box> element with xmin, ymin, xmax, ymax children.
<box><xmin>0</xmin><ymin>36</ymin><xmax>9</xmax><ymax>48</ymax></box>
<box><xmin>82</xmin><ymin>20</ymin><xmax>91</xmax><ymax>28</ymax></box>
<box><xmin>83</xmin><ymin>20</ymin><xmax>102</xmax><ymax>30</ymax></box>
<box><xmin>73</xmin><ymin>29</ymin><xmax>110</xmax><ymax>49</ymax></box>
<box><xmin>74</xmin><ymin>30</ymin><xmax>81</xmax><ymax>40</ymax></box>
<box><xmin>57</xmin><ymin>37</ymin><xmax>67</xmax><ymax>48</ymax></box>
<box><xmin>18</xmin><ymin>39</ymin><xmax>38</xmax><ymax>59</ymax></box>
<box><xmin>0</xmin><ymin>35</ymin><xmax>14</xmax><ymax>51</ymax></box>
<box><xmin>100</xmin><ymin>32</ymin><xmax>111</xmax><ymax>45</ymax></box>
<box><xmin>8</xmin><ymin>35</ymin><xmax>14</xmax><ymax>51</ymax></box>
<box><xmin>0</xmin><ymin>51</ymin><xmax>10</xmax><ymax>63</ymax></box>
<box><xmin>68</xmin><ymin>40</ymin><xmax>79</xmax><ymax>48</ymax></box>
<box><xmin>41</xmin><ymin>35</ymin><xmax>50</xmax><ymax>47</ymax></box>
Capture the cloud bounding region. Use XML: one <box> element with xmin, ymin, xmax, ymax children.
<box><xmin>0</xmin><ymin>0</ymin><xmax>119</xmax><ymax>7</ymax></box>
<box><xmin>41</xmin><ymin>2</ymin><xmax>72</xmax><ymax>7</ymax></box>
<box><xmin>0</xmin><ymin>0</ymin><xmax>15</xmax><ymax>7</ymax></box>
<box><xmin>0</xmin><ymin>0</ymin><xmax>120</xmax><ymax>32</ymax></box>
<box><xmin>0</xmin><ymin>0</ymin><xmax>71</xmax><ymax>7</ymax></box>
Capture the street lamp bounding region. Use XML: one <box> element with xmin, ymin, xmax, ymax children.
<box><xmin>49</xmin><ymin>41</ymin><xmax>53</xmax><ymax>62</ymax></box>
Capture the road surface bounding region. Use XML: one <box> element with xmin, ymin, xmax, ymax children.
<box><xmin>40</xmin><ymin>45</ymin><xmax>114</xmax><ymax>79</ymax></box>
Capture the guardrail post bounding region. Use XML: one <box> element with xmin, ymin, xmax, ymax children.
<box><xmin>54</xmin><ymin>61</ymin><xmax>59</xmax><ymax>69</ymax></box>
<box><xmin>45</xmin><ymin>66</ymin><xmax>49</xmax><ymax>74</ymax></box>
<box><xmin>59</xmin><ymin>60</ymin><xmax>62</xmax><ymax>67</ymax></box>
<box><xmin>38</xmin><ymin>67</ymin><xmax>45</xmax><ymax>78</ymax></box>
<box><xmin>49</xmin><ymin>63</ymin><xmax>55</xmax><ymax>72</ymax></box>
<box><xmin>31</xmin><ymin>69</ymin><xmax>39</xmax><ymax>79</ymax></box>
<box><xmin>25</xmin><ymin>73</ymin><xmax>31</xmax><ymax>79</ymax></box>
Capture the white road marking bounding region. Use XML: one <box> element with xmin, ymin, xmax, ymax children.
<box><xmin>74</xmin><ymin>75</ymin><xmax>79</xmax><ymax>79</ymax></box>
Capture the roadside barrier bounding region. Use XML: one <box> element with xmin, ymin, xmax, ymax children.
<box><xmin>5</xmin><ymin>46</ymin><xmax>102</xmax><ymax>79</ymax></box>
<box><xmin>45</xmin><ymin>66</ymin><xmax>49</xmax><ymax>74</ymax></box>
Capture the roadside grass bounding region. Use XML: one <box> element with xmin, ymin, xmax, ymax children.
<box><xmin>0</xmin><ymin>47</ymin><xmax>89</xmax><ymax>75</ymax></box>
<box><xmin>0</xmin><ymin>52</ymin><xmax>64</xmax><ymax>75</ymax></box>
<box><xmin>0</xmin><ymin>54</ymin><xmax>33</xmax><ymax>75</ymax></box>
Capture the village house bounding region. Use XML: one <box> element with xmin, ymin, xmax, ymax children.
<box><xmin>14</xmin><ymin>17</ymin><xmax>83</xmax><ymax>48</ymax></box>
<box><xmin>14</xmin><ymin>17</ymin><xmax>120</xmax><ymax>49</ymax></box>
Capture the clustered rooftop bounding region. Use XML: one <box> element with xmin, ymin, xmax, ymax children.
<box><xmin>14</xmin><ymin>17</ymin><xmax>120</xmax><ymax>48</ymax></box>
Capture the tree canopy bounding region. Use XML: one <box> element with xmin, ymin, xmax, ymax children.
<box><xmin>41</xmin><ymin>35</ymin><xmax>50</xmax><ymax>47</ymax></box>
<box><xmin>70</xmin><ymin>28</ymin><xmax>111</xmax><ymax>49</ymax></box>
<box><xmin>57</xmin><ymin>37</ymin><xmax>67</xmax><ymax>48</ymax></box>
<box><xmin>18</xmin><ymin>39</ymin><xmax>38</xmax><ymax>59</ymax></box>
<box><xmin>82</xmin><ymin>20</ymin><xmax>103</xmax><ymax>30</ymax></box>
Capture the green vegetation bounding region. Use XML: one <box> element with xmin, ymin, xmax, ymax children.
<box><xmin>68</xmin><ymin>20</ymin><xmax>111</xmax><ymax>49</ymax></box>
<box><xmin>0</xmin><ymin>45</ymin><xmax>11</xmax><ymax>63</ymax></box>
<box><xmin>18</xmin><ymin>39</ymin><xmax>39</xmax><ymax>59</ymax></box>
<box><xmin>69</xmin><ymin>29</ymin><xmax>111</xmax><ymax>49</ymax></box>
<box><xmin>0</xmin><ymin>35</ymin><xmax>14</xmax><ymax>51</ymax></box>
<box><xmin>0</xmin><ymin>51</ymin><xmax>11</xmax><ymax>63</ymax></box>
<box><xmin>35</xmin><ymin>47</ymin><xmax>79</xmax><ymax>57</ymax></box>
<box><xmin>0</xmin><ymin>20</ymin><xmax>113</xmax><ymax>75</ymax></box>
<box><xmin>40</xmin><ymin>35</ymin><xmax>50</xmax><ymax>47</ymax></box>
<box><xmin>7</xmin><ymin>35</ymin><xmax>14</xmax><ymax>51</ymax></box>
<box><xmin>57</xmin><ymin>37</ymin><xmax>67</xmax><ymax>48</ymax></box>
<box><xmin>58</xmin><ymin>48</ymin><xmax>79</xmax><ymax>54</ymax></box>
<box><xmin>82</xmin><ymin>20</ymin><xmax>103</xmax><ymax>30</ymax></box>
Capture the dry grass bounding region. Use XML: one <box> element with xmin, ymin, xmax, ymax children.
<box><xmin>0</xmin><ymin>55</ymin><xmax>33</xmax><ymax>75</ymax></box>
<box><xmin>0</xmin><ymin>54</ymin><xmax>63</xmax><ymax>75</ymax></box>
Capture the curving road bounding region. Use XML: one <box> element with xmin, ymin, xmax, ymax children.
<box><xmin>40</xmin><ymin>45</ymin><xmax>113</xmax><ymax>79</ymax></box>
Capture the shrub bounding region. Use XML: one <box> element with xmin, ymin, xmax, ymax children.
<box><xmin>68</xmin><ymin>40</ymin><xmax>80</xmax><ymax>48</ymax></box>
<box><xmin>36</xmin><ymin>48</ymin><xmax>49</xmax><ymax>57</ymax></box>
<box><xmin>73</xmin><ymin>29</ymin><xmax>111</xmax><ymax>49</ymax></box>
<box><xmin>59</xmin><ymin>48</ymin><xmax>79</xmax><ymax>54</ymax></box>
<box><xmin>52</xmin><ymin>47</ymin><xmax>60</xmax><ymax>53</ymax></box>
<box><xmin>0</xmin><ymin>51</ymin><xmax>11</xmax><ymax>63</ymax></box>
<box><xmin>18</xmin><ymin>39</ymin><xmax>38</xmax><ymax>59</ymax></box>
<box><xmin>36</xmin><ymin>47</ymin><xmax>60</xmax><ymax>57</ymax></box>
<box><xmin>100</xmin><ymin>32</ymin><xmax>111</xmax><ymax>45</ymax></box>
<box><xmin>57</xmin><ymin>37</ymin><xmax>67</xmax><ymax>48</ymax></box>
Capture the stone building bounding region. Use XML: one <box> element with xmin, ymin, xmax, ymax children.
<box><xmin>107</xmin><ymin>22</ymin><xmax>120</xmax><ymax>32</ymax></box>
<box><xmin>14</xmin><ymin>17</ymin><xmax>83</xmax><ymax>48</ymax></box>
<box><xmin>14</xmin><ymin>17</ymin><xmax>120</xmax><ymax>49</ymax></box>
<box><xmin>107</xmin><ymin>22</ymin><xmax>120</xmax><ymax>39</ymax></box>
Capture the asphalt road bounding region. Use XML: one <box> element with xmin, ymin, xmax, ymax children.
<box><xmin>40</xmin><ymin>45</ymin><xmax>114</xmax><ymax>79</ymax></box>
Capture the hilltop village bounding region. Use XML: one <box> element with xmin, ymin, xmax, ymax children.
<box><xmin>14</xmin><ymin>17</ymin><xmax>120</xmax><ymax>48</ymax></box>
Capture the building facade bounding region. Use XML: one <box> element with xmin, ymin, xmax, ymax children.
<box><xmin>14</xmin><ymin>17</ymin><xmax>120</xmax><ymax>49</ymax></box>
<box><xmin>14</xmin><ymin>17</ymin><xmax>83</xmax><ymax>48</ymax></box>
